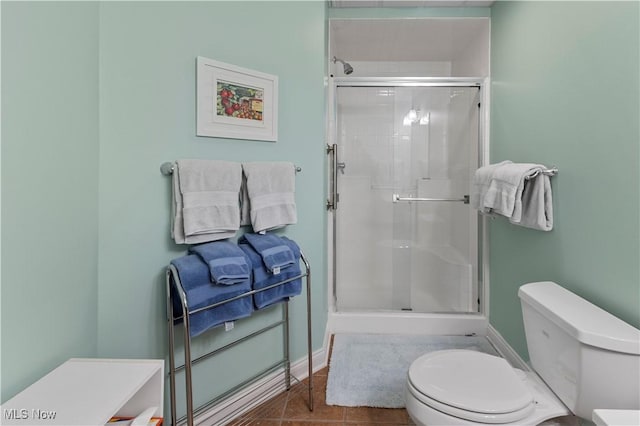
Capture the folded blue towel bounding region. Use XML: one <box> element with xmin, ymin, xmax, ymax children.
<box><xmin>189</xmin><ymin>241</ymin><xmax>251</xmax><ymax>285</ymax></box>
<box><xmin>170</xmin><ymin>254</ymin><xmax>253</xmax><ymax>337</ymax></box>
<box><xmin>239</xmin><ymin>236</ymin><xmax>302</xmax><ymax>309</ymax></box>
<box><xmin>239</xmin><ymin>233</ymin><xmax>295</xmax><ymax>274</ymax></box>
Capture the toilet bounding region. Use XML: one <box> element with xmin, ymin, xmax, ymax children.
<box><xmin>405</xmin><ymin>281</ymin><xmax>640</xmax><ymax>425</ymax></box>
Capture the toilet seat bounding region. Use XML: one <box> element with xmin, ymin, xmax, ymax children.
<box><xmin>407</xmin><ymin>350</ymin><xmax>536</xmax><ymax>424</ymax></box>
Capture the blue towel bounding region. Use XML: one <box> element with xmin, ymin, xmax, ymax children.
<box><xmin>239</xmin><ymin>236</ymin><xmax>302</xmax><ymax>309</ymax></box>
<box><xmin>239</xmin><ymin>233</ymin><xmax>295</xmax><ymax>273</ymax></box>
<box><xmin>189</xmin><ymin>241</ymin><xmax>251</xmax><ymax>285</ymax></box>
<box><xmin>170</xmin><ymin>254</ymin><xmax>253</xmax><ymax>337</ymax></box>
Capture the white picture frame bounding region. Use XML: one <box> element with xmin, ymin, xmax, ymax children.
<box><xmin>196</xmin><ymin>56</ymin><xmax>278</xmax><ymax>142</ymax></box>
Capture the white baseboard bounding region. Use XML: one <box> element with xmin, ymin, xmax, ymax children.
<box><xmin>486</xmin><ymin>324</ymin><xmax>530</xmax><ymax>371</ymax></box>
<box><xmin>191</xmin><ymin>346</ymin><xmax>327</xmax><ymax>426</ymax></box>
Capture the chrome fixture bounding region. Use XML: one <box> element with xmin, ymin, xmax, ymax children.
<box><xmin>332</xmin><ymin>56</ymin><xmax>354</xmax><ymax>75</ymax></box>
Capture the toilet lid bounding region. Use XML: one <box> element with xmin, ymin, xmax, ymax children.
<box><xmin>408</xmin><ymin>350</ymin><xmax>534</xmax><ymax>415</ymax></box>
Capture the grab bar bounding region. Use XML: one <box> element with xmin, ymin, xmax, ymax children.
<box><xmin>392</xmin><ymin>194</ymin><xmax>470</xmax><ymax>204</ymax></box>
<box><xmin>326</xmin><ymin>144</ymin><xmax>338</xmax><ymax>210</ymax></box>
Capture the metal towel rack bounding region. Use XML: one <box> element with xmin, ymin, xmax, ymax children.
<box><xmin>166</xmin><ymin>253</ymin><xmax>314</xmax><ymax>426</ymax></box>
<box><xmin>160</xmin><ymin>161</ymin><xmax>302</xmax><ymax>176</ymax></box>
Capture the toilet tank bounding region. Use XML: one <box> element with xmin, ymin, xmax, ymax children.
<box><xmin>518</xmin><ymin>281</ymin><xmax>640</xmax><ymax>420</ymax></box>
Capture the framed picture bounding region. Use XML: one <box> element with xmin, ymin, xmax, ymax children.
<box><xmin>196</xmin><ymin>56</ymin><xmax>278</xmax><ymax>142</ymax></box>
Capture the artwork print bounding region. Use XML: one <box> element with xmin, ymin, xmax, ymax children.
<box><xmin>197</xmin><ymin>56</ymin><xmax>278</xmax><ymax>141</ymax></box>
<box><xmin>216</xmin><ymin>81</ymin><xmax>264</xmax><ymax>122</ymax></box>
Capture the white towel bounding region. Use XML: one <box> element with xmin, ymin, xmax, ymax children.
<box><xmin>242</xmin><ymin>162</ymin><xmax>297</xmax><ymax>233</ymax></box>
<box><xmin>483</xmin><ymin>163</ymin><xmax>543</xmax><ymax>217</ymax></box>
<box><xmin>470</xmin><ymin>160</ymin><xmax>512</xmax><ymax>212</ymax></box>
<box><xmin>478</xmin><ymin>162</ymin><xmax>553</xmax><ymax>231</ymax></box>
<box><xmin>171</xmin><ymin>159</ymin><xmax>242</xmax><ymax>244</ymax></box>
<box><xmin>239</xmin><ymin>172</ymin><xmax>251</xmax><ymax>227</ymax></box>
<box><xmin>511</xmin><ymin>173</ymin><xmax>553</xmax><ymax>231</ymax></box>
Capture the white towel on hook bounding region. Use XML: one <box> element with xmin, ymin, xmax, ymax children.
<box><xmin>171</xmin><ymin>159</ymin><xmax>242</xmax><ymax>244</ymax></box>
<box><xmin>242</xmin><ymin>162</ymin><xmax>297</xmax><ymax>233</ymax></box>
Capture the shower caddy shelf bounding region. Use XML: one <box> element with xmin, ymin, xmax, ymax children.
<box><xmin>166</xmin><ymin>252</ymin><xmax>314</xmax><ymax>426</ymax></box>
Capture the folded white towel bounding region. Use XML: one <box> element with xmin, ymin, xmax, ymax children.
<box><xmin>470</xmin><ymin>160</ymin><xmax>512</xmax><ymax>212</ymax></box>
<box><xmin>171</xmin><ymin>159</ymin><xmax>242</xmax><ymax>244</ymax></box>
<box><xmin>511</xmin><ymin>173</ymin><xmax>553</xmax><ymax>231</ymax></box>
<box><xmin>476</xmin><ymin>162</ymin><xmax>553</xmax><ymax>231</ymax></box>
<box><xmin>242</xmin><ymin>162</ymin><xmax>297</xmax><ymax>233</ymax></box>
<box><xmin>239</xmin><ymin>172</ymin><xmax>251</xmax><ymax>227</ymax></box>
<box><xmin>483</xmin><ymin>163</ymin><xmax>543</xmax><ymax>217</ymax></box>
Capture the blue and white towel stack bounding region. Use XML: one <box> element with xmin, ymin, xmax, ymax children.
<box><xmin>238</xmin><ymin>233</ymin><xmax>302</xmax><ymax>309</ymax></box>
<box><xmin>170</xmin><ymin>241</ymin><xmax>254</xmax><ymax>337</ymax></box>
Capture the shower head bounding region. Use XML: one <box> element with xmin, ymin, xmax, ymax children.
<box><xmin>333</xmin><ymin>56</ymin><xmax>354</xmax><ymax>75</ymax></box>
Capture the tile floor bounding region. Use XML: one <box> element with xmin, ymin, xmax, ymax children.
<box><xmin>228</xmin><ymin>366</ymin><xmax>414</xmax><ymax>425</ymax></box>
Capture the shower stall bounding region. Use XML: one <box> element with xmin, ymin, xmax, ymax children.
<box><xmin>327</xmin><ymin>17</ymin><xmax>491</xmax><ymax>335</ymax></box>
<box><xmin>327</xmin><ymin>78</ymin><xmax>487</xmax><ymax>335</ymax></box>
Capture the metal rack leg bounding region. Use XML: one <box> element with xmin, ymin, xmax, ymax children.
<box><xmin>283</xmin><ymin>301</ymin><xmax>291</xmax><ymax>390</ymax></box>
<box><xmin>166</xmin><ymin>272</ymin><xmax>177</xmax><ymax>426</ymax></box>
<box><xmin>302</xmin><ymin>252</ymin><xmax>314</xmax><ymax>411</ymax></box>
<box><xmin>183</xmin><ymin>309</ymin><xmax>194</xmax><ymax>426</ymax></box>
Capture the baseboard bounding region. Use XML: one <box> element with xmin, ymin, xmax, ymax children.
<box><xmin>486</xmin><ymin>324</ymin><xmax>530</xmax><ymax>371</ymax></box>
<box><xmin>192</xmin><ymin>346</ymin><xmax>327</xmax><ymax>426</ymax></box>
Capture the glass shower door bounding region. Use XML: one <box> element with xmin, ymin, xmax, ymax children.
<box><xmin>333</xmin><ymin>83</ymin><xmax>481</xmax><ymax>313</ymax></box>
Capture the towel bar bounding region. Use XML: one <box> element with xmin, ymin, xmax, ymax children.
<box><xmin>160</xmin><ymin>161</ymin><xmax>302</xmax><ymax>175</ymax></box>
<box><xmin>526</xmin><ymin>166</ymin><xmax>558</xmax><ymax>180</ymax></box>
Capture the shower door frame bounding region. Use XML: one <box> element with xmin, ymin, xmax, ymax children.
<box><xmin>327</xmin><ymin>76</ymin><xmax>490</xmax><ymax>333</ymax></box>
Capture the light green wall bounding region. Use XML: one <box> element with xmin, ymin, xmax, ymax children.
<box><xmin>1</xmin><ymin>1</ymin><xmax>100</xmax><ymax>400</ymax></box>
<box><xmin>96</xmin><ymin>1</ymin><xmax>327</xmax><ymax>416</ymax></box>
<box><xmin>1</xmin><ymin>1</ymin><xmax>328</xmax><ymax>414</ymax></box>
<box><xmin>489</xmin><ymin>1</ymin><xmax>640</xmax><ymax>358</ymax></box>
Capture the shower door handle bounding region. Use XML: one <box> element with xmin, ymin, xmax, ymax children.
<box><xmin>327</xmin><ymin>144</ymin><xmax>339</xmax><ymax>210</ymax></box>
<box><xmin>392</xmin><ymin>194</ymin><xmax>470</xmax><ymax>204</ymax></box>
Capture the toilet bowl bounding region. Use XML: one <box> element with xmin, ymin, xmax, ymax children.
<box><xmin>405</xmin><ymin>281</ymin><xmax>640</xmax><ymax>426</ymax></box>
<box><xmin>405</xmin><ymin>349</ymin><xmax>568</xmax><ymax>425</ymax></box>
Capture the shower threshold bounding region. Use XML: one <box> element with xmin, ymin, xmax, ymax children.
<box><xmin>328</xmin><ymin>311</ymin><xmax>488</xmax><ymax>336</ymax></box>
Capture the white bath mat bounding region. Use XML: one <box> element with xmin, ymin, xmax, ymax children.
<box><xmin>326</xmin><ymin>333</ymin><xmax>498</xmax><ymax>408</ymax></box>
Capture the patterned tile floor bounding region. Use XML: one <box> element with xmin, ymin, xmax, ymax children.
<box><xmin>227</xmin><ymin>366</ymin><xmax>414</xmax><ymax>425</ymax></box>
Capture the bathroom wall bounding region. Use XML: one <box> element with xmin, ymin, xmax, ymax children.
<box><xmin>1</xmin><ymin>1</ymin><xmax>328</xmax><ymax>413</ymax></box>
<box><xmin>489</xmin><ymin>1</ymin><xmax>639</xmax><ymax>358</ymax></box>
<box><xmin>1</xmin><ymin>1</ymin><xmax>100</xmax><ymax>401</ymax></box>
